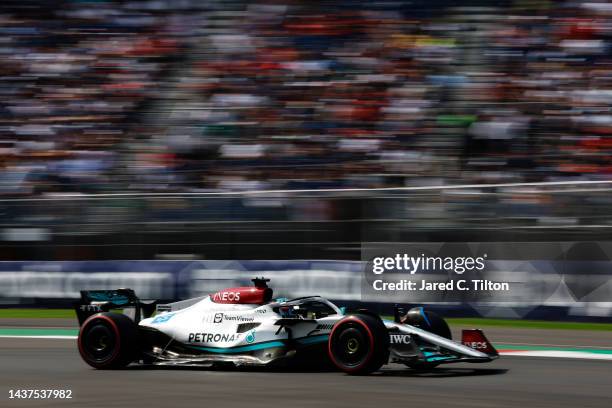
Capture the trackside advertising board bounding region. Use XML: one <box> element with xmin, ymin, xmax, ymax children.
<box><xmin>1</xmin><ymin>243</ymin><xmax>611</xmax><ymax>318</ymax></box>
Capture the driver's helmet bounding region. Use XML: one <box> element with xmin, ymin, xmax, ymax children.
<box><xmin>278</xmin><ymin>304</ymin><xmax>302</xmax><ymax>318</ymax></box>
<box><xmin>277</xmin><ymin>298</ymin><xmax>309</xmax><ymax>318</ymax></box>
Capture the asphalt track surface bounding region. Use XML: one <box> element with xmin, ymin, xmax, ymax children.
<box><xmin>1</xmin><ymin>321</ymin><xmax>611</xmax><ymax>408</ymax></box>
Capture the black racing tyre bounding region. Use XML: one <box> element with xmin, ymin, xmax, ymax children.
<box><xmin>402</xmin><ymin>308</ymin><xmax>451</xmax><ymax>370</ymax></box>
<box><xmin>328</xmin><ymin>314</ymin><xmax>389</xmax><ymax>375</ymax></box>
<box><xmin>78</xmin><ymin>312</ymin><xmax>138</xmax><ymax>369</ymax></box>
<box><xmin>402</xmin><ymin>308</ymin><xmax>451</xmax><ymax>340</ymax></box>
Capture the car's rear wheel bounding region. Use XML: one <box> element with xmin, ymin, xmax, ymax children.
<box><xmin>328</xmin><ymin>314</ymin><xmax>389</xmax><ymax>375</ymax></box>
<box><xmin>78</xmin><ymin>312</ymin><xmax>138</xmax><ymax>369</ymax></box>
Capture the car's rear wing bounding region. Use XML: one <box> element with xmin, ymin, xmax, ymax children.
<box><xmin>74</xmin><ymin>288</ymin><xmax>157</xmax><ymax>326</ymax></box>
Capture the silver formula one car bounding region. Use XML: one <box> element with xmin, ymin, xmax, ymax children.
<box><xmin>75</xmin><ymin>278</ymin><xmax>498</xmax><ymax>375</ymax></box>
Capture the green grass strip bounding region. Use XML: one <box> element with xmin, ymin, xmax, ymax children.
<box><xmin>0</xmin><ymin>309</ymin><xmax>76</xmax><ymax>319</ymax></box>
<box><xmin>447</xmin><ymin>318</ymin><xmax>612</xmax><ymax>332</ymax></box>
<box><xmin>381</xmin><ymin>316</ymin><xmax>612</xmax><ymax>331</ymax></box>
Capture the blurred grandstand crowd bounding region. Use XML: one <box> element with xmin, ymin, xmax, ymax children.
<box><xmin>1</xmin><ymin>0</ymin><xmax>612</xmax><ymax>196</ymax></box>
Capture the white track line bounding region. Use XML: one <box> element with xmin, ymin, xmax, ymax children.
<box><xmin>500</xmin><ymin>350</ymin><xmax>612</xmax><ymax>360</ymax></box>
<box><xmin>498</xmin><ymin>342</ymin><xmax>612</xmax><ymax>350</ymax></box>
<box><xmin>0</xmin><ymin>335</ymin><xmax>77</xmax><ymax>339</ymax></box>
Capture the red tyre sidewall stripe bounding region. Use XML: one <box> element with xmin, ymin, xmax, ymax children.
<box><xmin>78</xmin><ymin>314</ymin><xmax>121</xmax><ymax>368</ymax></box>
<box><xmin>328</xmin><ymin>316</ymin><xmax>376</xmax><ymax>373</ymax></box>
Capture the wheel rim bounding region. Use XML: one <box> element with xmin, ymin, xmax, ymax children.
<box><xmin>347</xmin><ymin>338</ymin><xmax>359</xmax><ymax>353</ymax></box>
<box><xmin>83</xmin><ymin>323</ymin><xmax>117</xmax><ymax>362</ymax></box>
<box><xmin>332</xmin><ymin>324</ymin><xmax>369</xmax><ymax>367</ymax></box>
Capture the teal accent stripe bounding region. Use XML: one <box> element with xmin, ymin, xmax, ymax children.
<box><xmin>296</xmin><ymin>334</ymin><xmax>329</xmax><ymax>345</ymax></box>
<box><xmin>426</xmin><ymin>355</ymin><xmax>457</xmax><ymax>362</ymax></box>
<box><xmin>186</xmin><ymin>340</ymin><xmax>285</xmax><ymax>354</ymax></box>
<box><xmin>422</xmin><ymin>350</ymin><xmax>457</xmax><ymax>362</ymax></box>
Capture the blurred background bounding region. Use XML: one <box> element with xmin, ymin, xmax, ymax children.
<box><xmin>0</xmin><ymin>0</ymin><xmax>611</xmax><ymax>317</ymax></box>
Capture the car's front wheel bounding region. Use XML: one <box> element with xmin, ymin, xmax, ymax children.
<box><xmin>328</xmin><ymin>314</ymin><xmax>389</xmax><ymax>375</ymax></box>
<box><xmin>78</xmin><ymin>312</ymin><xmax>138</xmax><ymax>369</ymax></box>
<box><xmin>401</xmin><ymin>308</ymin><xmax>451</xmax><ymax>370</ymax></box>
